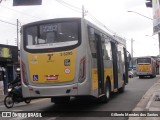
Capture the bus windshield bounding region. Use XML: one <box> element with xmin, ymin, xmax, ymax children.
<box><xmin>137</xmin><ymin>58</ymin><xmax>151</xmax><ymax>64</ymax></box>
<box><xmin>24</xmin><ymin>22</ymin><xmax>79</xmax><ymax>49</ymax></box>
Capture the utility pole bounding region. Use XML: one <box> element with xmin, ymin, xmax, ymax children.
<box><xmin>82</xmin><ymin>5</ymin><xmax>84</xmax><ymax>18</ymax></box>
<box><xmin>158</xmin><ymin>33</ymin><xmax>160</xmax><ymax>56</ymax></box>
<box><xmin>17</xmin><ymin>19</ymin><xmax>19</xmax><ymax>49</ymax></box>
<box><xmin>131</xmin><ymin>38</ymin><xmax>134</xmax><ymax>70</ymax></box>
<box><xmin>128</xmin><ymin>10</ymin><xmax>160</xmax><ymax>56</ymax></box>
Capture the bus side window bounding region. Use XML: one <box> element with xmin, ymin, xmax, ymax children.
<box><xmin>88</xmin><ymin>27</ymin><xmax>97</xmax><ymax>58</ymax></box>
<box><xmin>104</xmin><ymin>41</ymin><xmax>111</xmax><ymax>60</ymax></box>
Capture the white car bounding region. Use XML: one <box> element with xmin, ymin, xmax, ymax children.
<box><xmin>128</xmin><ymin>71</ymin><xmax>134</xmax><ymax>78</ymax></box>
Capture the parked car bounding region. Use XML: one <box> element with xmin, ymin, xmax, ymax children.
<box><xmin>128</xmin><ymin>71</ymin><xmax>134</xmax><ymax>78</ymax></box>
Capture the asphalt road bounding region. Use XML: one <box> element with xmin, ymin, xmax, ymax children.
<box><xmin>0</xmin><ymin>76</ymin><xmax>159</xmax><ymax>120</ymax></box>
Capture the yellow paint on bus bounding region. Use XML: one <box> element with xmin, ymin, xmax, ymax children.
<box><xmin>92</xmin><ymin>68</ymin><xmax>114</xmax><ymax>90</ymax></box>
<box><xmin>28</xmin><ymin>49</ymin><xmax>76</xmax><ymax>83</ymax></box>
<box><xmin>137</xmin><ymin>64</ymin><xmax>151</xmax><ymax>72</ymax></box>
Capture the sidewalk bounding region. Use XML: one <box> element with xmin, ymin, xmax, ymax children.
<box><xmin>128</xmin><ymin>78</ymin><xmax>160</xmax><ymax>120</ymax></box>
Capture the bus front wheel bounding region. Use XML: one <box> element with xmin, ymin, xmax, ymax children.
<box><xmin>51</xmin><ymin>97</ymin><xmax>70</xmax><ymax>104</ymax></box>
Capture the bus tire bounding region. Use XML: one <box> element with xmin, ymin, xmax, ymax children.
<box><xmin>118</xmin><ymin>82</ymin><xmax>125</xmax><ymax>93</ymax></box>
<box><xmin>99</xmin><ymin>79</ymin><xmax>111</xmax><ymax>103</ymax></box>
<box><xmin>119</xmin><ymin>75</ymin><xmax>125</xmax><ymax>93</ymax></box>
<box><xmin>51</xmin><ymin>97</ymin><xmax>70</xmax><ymax>104</ymax></box>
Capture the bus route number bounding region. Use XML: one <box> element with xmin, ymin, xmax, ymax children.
<box><xmin>60</xmin><ymin>51</ymin><xmax>73</xmax><ymax>56</ymax></box>
<box><xmin>41</xmin><ymin>24</ymin><xmax>57</xmax><ymax>33</ymax></box>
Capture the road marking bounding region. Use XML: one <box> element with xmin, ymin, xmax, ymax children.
<box><xmin>10</xmin><ymin>117</ymin><xmax>24</xmax><ymax>120</ymax></box>
<box><xmin>46</xmin><ymin>117</ymin><xmax>57</xmax><ymax>120</ymax></box>
<box><xmin>146</xmin><ymin>93</ymin><xmax>155</xmax><ymax>109</ymax></box>
<box><xmin>31</xmin><ymin>98</ymin><xmax>49</xmax><ymax>104</ymax></box>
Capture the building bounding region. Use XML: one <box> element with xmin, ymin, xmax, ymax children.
<box><xmin>0</xmin><ymin>44</ymin><xmax>18</xmax><ymax>95</ymax></box>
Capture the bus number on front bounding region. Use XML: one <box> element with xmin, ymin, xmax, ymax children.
<box><xmin>60</xmin><ymin>51</ymin><xmax>73</xmax><ymax>56</ymax></box>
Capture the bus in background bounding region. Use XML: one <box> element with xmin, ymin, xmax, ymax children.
<box><xmin>20</xmin><ymin>18</ymin><xmax>130</xmax><ymax>104</ymax></box>
<box><xmin>136</xmin><ymin>57</ymin><xmax>156</xmax><ymax>79</ymax></box>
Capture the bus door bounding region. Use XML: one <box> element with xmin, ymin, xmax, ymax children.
<box><xmin>123</xmin><ymin>47</ymin><xmax>129</xmax><ymax>84</ymax></box>
<box><xmin>95</xmin><ymin>34</ymin><xmax>105</xmax><ymax>95</ymax></box>
<box><xmin>111</xmin><ymin>42</ymin><xmax>118</xmax><ymax>91</ymax></box>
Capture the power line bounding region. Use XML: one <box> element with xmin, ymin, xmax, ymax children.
<box><xmin>55</xmin><ymin>0</ymin><xmax>82</xmax><ymax>13</ymax></box>
<box><xmin>87</xmin><ymin>12</ymin><xmax>116</xmax><ymax>34</ymax></box>
<box><xmin>87</xmin><ymin>11</ymin><xmax>127</xmax><ymax>41</ymax></box>
<box><xmin>0</xmin><ymin>19</ymin><xmax>16</xmax><ymax>26</ymax></box>
<box><xmin>55</xmin><ymin>0</ymin><xmax>118</xmax><ymax>36</ymax></box>
<box><xmin>57</xmin><ymin>0</ymin><xmax>81</xmax><ymax>10</ymax></box>
<box><xmin>0</xmin><ymin>4</ymin><xmax>42</xmax><ymax>20</ymax></box>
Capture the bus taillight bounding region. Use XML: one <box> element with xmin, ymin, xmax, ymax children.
<box><xmin>79</xmin><ymin>57</ymin><xmax>86</xmax><ymax>83</ymax></box>
<box><xmin>21</xmin><ymin>61</ymin><xmax>28</xmax><ymax>85</ymax></box>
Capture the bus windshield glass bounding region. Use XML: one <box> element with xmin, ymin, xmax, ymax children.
<box><xmin>137</xmin><ymin>58</ymin><xmax>151</xmax><ymax>64</ymax></box>
<box><xmin>25</xmin><ymin>22</ymin><xmax>79</xmax><ymax>49</ymax></box>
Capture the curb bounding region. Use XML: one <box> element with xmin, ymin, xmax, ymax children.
<box><xmin>128</xmin><ymin>79</ymin><xmax>160</xmax><ymax>120</ymax></box>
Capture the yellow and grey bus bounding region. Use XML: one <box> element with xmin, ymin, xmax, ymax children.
<box><xmin>20</xmin><ymin>18</ymin><xmax>130</xmax><ymax>104</ymax></box>
<box><xmin>136</xmin><ymin>57</ymin><xmax>156</xmax><ymax>78</ymax></box>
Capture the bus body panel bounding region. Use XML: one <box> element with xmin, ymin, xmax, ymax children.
<box><xmin>136</xmin><ymin>57</ymin><xmax>156</xmax><ymax>77</ymax></box>
<box><xmin>21</xmin><ymin>18</ymin><xmax>129</xmax><ymax>99</ymax></box>
<box><xmin>21</xmin><ymin>18</ymin><xmax>93</xmax><ymax>98</ymax></box>
<box><xmin>22</xmin><ymin>81</ymin><xmax>92</xmax><ymax>98</ymax></box>
<box><xmin>27</xmin><ymin>49</ymin><xmax>76</xmax><ymax>83</ymax></box>
<box><xmin>136</xmin><ymin>64</ymin><xmax>152</xmax><ymax>75</ymax></box>
<box><xmin>86</xmin><ymin>21</ymin><xmax>125</xmax><ymax>94</ymax></box>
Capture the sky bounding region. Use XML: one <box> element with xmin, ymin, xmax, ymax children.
<box><xmin>0</xmin><ymin>0</ymin><xmax>158</xmax><ymax>57</ymax></box>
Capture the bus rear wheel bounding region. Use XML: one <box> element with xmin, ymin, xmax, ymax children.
<box><xmin>118</xmin><ymin>82</ymin><xmax>125</xmax><ymax>93</ymax></box>
<box><xmin>51</xmin><ymin>97</ymin><xmax>70</xmax><ymax>104</ymax></box>
<box><xmin>139</xmin><ymin>76</ymin><xmax>143</xmax><ymax>79</ymax></box>
<box><xmin>99</xmin><ymin>79</ymin><xmax>111</xmax><ymax>103</ymax></box>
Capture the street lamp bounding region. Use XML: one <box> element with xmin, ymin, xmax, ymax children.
<box><xmin>128</xmin><ymin>10</ymin><xmax>160</xmax><ymax>56</ymax></box>
<box><xmin>145</xmin><ymin>35</ymin><xmax>158</xmax><ymax>40</ymax></box>
<box><xmin>127</xmin><ymin>11</ymin><xmax>153</xmax><ymax>20</ymax></box>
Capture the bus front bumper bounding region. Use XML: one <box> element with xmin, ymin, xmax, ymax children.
<box><xmin>137</xmin><ymin>72</ymin><xmax>152</xmax><ymax>76</ymax></box>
